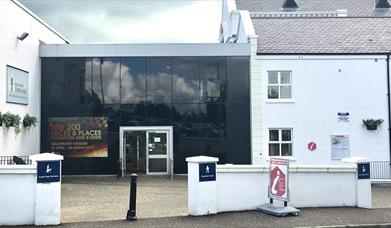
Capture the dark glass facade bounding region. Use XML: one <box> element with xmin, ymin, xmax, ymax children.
<box><xmin>41</xmin><ymin>57</ymin><xmax>251</xmax><ymax>174</ymax></box>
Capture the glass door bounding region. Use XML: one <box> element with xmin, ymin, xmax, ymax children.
<box><xmin>146</xmin><ymin>131</ymin><xmax>169</xmax><ymax>174</ymax></box>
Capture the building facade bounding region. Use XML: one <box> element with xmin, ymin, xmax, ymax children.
<box><xmin>2</xmin><ymin>0</ymin><xmax>391</xmax><ymax>175</ymax></box>
<box><xmin>221</xmin><ymin>0</ymin><xmax>391</xmax><ymax>165</ymax></box>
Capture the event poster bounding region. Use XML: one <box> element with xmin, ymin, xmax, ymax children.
<box><xmin>331</xmin><ymin>134</ymin><xmax>350</xmax><ymax>160</ymax></box>
<box><xmin>269</xmin><ymin>158</ymin><xmax>289</xmax><ymax>201</ymax></box>
<box><xmin>49</xmin><ymin>117</ymin><xmax>108</xmax><ymax>157</ymax></box>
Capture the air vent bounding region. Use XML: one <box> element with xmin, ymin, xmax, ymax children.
<box><xmin>282</xmin><ymin>0</ymin><xmax>299</xmax><ymax>10</ymax></box>
<box><xmin>375</xmin><ymin>0</ymin><xmax>391</xmax><ymax>9</ymax></box>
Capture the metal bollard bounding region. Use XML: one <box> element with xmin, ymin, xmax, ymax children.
<box><xmin>126</xmin><ymin>173</ymin><xmax>137</xmax><ymax>221</ymax></box>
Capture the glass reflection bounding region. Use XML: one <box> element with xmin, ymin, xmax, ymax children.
<box><xmin>147</xmin><ymin>58</ymin><xmax>172</xmax><ymax>103</ymax></box>
<box><xmin>172</xmin><ymin>57</ymin><xmax>199</xmax><ymax>103</ymax></box>
<box><xmin>200</xmin><ymin>57</ymin><xmax>226</xmax><ymax>103</ymax></box>
<box><xmin>121</xmin><ymin>58</ymin><xmax>146</xmax><ymax>104</ymax></box>
<box><xmin>41</xmin><ymin>56</ymin><xmax>251</xmax><ymax>174</ymax></box>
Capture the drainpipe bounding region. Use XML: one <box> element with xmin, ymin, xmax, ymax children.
<box><xmin>386</xmin><ymin>54</ymin><xmax>391</xmax><ymax>164</ymax></box>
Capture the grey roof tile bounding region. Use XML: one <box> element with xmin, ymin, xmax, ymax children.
<box><xmin>236</xmin><ymin>0</ymin><xmax>391</xmax><ymax>17</ymax></box>
<box><xmin>253</xmin><ymin>17</ymin><xmax>391</xmax><ymax>54</ymax></box>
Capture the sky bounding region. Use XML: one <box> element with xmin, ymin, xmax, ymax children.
<box><xmin>19</xmin><ymin>0</ymin><xmax>222</xmax><ymax>44</ymax></box>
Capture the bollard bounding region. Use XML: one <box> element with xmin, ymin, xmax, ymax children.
<box><xmin>126</xmin><ymin>173</ymin><xmax>137</xmax><ymax>221</ymax></box>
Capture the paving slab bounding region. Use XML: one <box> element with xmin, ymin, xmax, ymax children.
<box><xmin>59</xmin><ymin>176</ymin><xmax>391</xmax><ymax>225</ymax></box>
<box><xmin>61</xmin><ymin>176</ymin><xmax>187</xmax><ymax>223</ymax></box>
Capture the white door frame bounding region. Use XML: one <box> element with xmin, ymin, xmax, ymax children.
<box><xmin>119</xmin><ymin>126</ymin><xmax>173</xmax><ymax>178</ymax></box>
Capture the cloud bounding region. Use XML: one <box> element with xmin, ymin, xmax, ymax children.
<box><xmin>19</xmin><ymin>0</ymin><xmax>222</xmax><ymax>43</ymax></box>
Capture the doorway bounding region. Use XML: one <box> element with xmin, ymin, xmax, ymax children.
<box><xmin>119</xmin><ymin>126</ymin><xmax>173</xmax><ymax>177</ymax></box>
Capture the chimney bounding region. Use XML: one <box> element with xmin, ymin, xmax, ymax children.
<box><xmin>375</xmin><ymin>0</ymin><xmax>391</xmax><ymax>9</ymax></box>
<box><xmin>282</xmin><ymin>0</ymin><xmax>299</xmax><ymax>10</ymax></box>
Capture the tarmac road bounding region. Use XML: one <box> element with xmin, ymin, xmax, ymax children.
<box><xmin>19</xmin><ymin>207</ymin><xmax>391</xmax><ymax>228</ymax></box>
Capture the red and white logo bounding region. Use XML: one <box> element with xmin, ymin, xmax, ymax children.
<box><xmin>308</xmin><ymin>141</ymin><xmax>317</xmax><ymax>151</ymax></box>
<box><xmin>270</xmin><ymin>166</ymin><xmax>286</xmax><ymax>196</ymax></box>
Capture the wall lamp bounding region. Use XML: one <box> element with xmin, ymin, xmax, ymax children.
<box><xmin>17</xmin><ymin>32</ymin><xmax>29</xmax><ymax>41</ymax></box>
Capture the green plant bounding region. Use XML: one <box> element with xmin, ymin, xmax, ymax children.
<box><xmin>23</xmin><ymin>114</ymin><xmax>38</xmax><ymax>128</ymax></box>
<box><xmin>0</xmin><ymin>112</ymin><xmax>2</xmax><ymax>126</ymax></box>
<box><xmin>363</xmin><ymin>118</ymin><xmax>384</xmax><ymax>130</ymax></box>
<box><xmin>2</xmin><ymin>112</ymin><xmax>21</xmax><ymax>133</ymax></box>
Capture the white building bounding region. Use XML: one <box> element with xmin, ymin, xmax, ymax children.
<box><xmin>221</xmin><ymin>0</ymin><xmax>391</xmax><ymax>165</ymax></box>
<box><xmin>1</xmin><ymin>0</ymin><xmax>391</xmax><ymax>174</ymax></box>
<box><xmin>0</xmin><ymin>0</ymin><xmax>68</xmax><ymax>157</ymax></box>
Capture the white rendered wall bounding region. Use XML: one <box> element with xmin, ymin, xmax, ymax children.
<box><xmin>253</xmin><ymin>55</ymin><xmax>390</xmax><ymax>165</ymax></box>
<box><xmin>0</xmin><ymin>165</ymin><xmax>36</xmax><ymax>225</ymax></box>
<box><xmin>216</xmin><ymin>164</ymin><xmax>360</xmax><ymax>213</ymax></box>
<box><xmin>0</xmin><ymin>0</ymin><xmax>67</xmax><ymax>156</ymax></box>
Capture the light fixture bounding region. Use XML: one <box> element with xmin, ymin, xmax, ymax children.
<box><xmin>17</xmin><ymin>32</ymin><xmax>29</xmax><ymax>41</ymax></box>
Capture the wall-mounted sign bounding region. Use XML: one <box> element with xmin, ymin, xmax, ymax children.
<box><xmin>338</xmin><ymin>112</ymin><xmax>349</xmax><ymax>122</ymax></box>
<box><xmin>6</xmin><ymin>65</ymin><xmax>28</xmax><ymax>105</ymax></box>
<box><xmin>49</xmin><ymin>117</ymin><xmax>108</xmax><ymax>157</ymax></box>
<box><xmin>269</xmin><ymin>158</ymin><xmax>289</xmax><ymax>201</ymax></box>
<box><xmin>357</xmin><ymin>163</ymin><xmax>370</xmax><ymax>180</ymax></box>
<box><xmin>37</xmin><ymin>161</ymin><xmax>61</xmax><ymax>183</ymax></box>
<box><xmin>199</xmin><ymin>162</ymin><xmax>216</xmax><ymax>182</ymax></box>
<box><xmin>308</xmin><ymin>142</ymin><xmax>317</xmax><ymax>151</ymax></box>
<box><xmin>331</xmin><ymin>135</ymin><xmax>350</xmax><ymax>160</ymax></box>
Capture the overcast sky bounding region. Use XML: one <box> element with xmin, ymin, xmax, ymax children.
<box><xmin>19</xmin><ymin>0</ymin><xmax>222</xmax><ymax>44</ymax></box>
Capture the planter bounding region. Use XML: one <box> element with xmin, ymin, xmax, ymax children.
<box><xmin>363</xmin><ymin>118</ymin><xmax>383</xmax><ymax>131</ymax></box>
<box><xmin>23</xmin><ymin>114</ymin><xmax>38</xmax><ymax>128</ymax></box>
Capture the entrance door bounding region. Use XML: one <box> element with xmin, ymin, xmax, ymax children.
<box><xmin>123</xmin><ymin>131</ymin><xmax>146</xmax><ymax>174</ymax></box>
<box><xmin>120</xmin><ymin>126</ymin><xmax>172</xmax><ymax>177</ymax></box>
<box><xmin>147</xmin><ymin>131</ymin><xmax>169</xmax><ymax>175</ymax></box>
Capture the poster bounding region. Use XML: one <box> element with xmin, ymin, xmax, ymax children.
<box><xmin>331</xmin><ymin>135</ymin><xmax>350</xmax><ymax>160</ymax></box>
<box><xmin>269</xmin><ymin>158</ymin><xmax>289</xmax><ymax>201</ymax></box>
<box><xmin>6</xmin><ymin>65</ymin><xmax>28</xmax><ymax>105</ymax></box>
<box><xmin>49</xmin><ymin>117</ymin><xmax>108</xmax><ymax>157</ymax></box>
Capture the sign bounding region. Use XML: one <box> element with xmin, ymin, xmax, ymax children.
<box><xmin>308</xmin><ymin>142</ymin><xmax>317</xmax><ymax>151</ymax></box>
<box><xmin>338</xmin><ymin>112</ymin><xmax>349</xmax><ymax>122</ymax></box>
<box><xmin>269</xmin><ymin>158</ymin><xmax>289</xmax><ymax>201</ymax></box>
<box><xmin>37</xmin><ymin>161</ymin><xmax>61</xmax><ymax>183</ymax></box>
<box><xmin>6</xmin><ymin>65</ymin><xmax>28</xmax><ymax>105</ymax></box>
<box><xmin>357</xmin><ymin>163</ymin><xmax>370</xmax><ymax>180</ymax></box>
<box><xmin>199</xmin><ymin>162</ymin><xmax>216</xmax><ymax>182</ymax></box>
<box><xmin>331</xmin><ymin>135</ymin><xmax>350</xmax><ymax>160</ymax></box>
<box><xmin>49</xmin><ymin>117</ymin><xmax>108</xmax><ymax>157</ymax></box>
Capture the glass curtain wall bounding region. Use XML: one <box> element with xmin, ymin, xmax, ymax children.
<box><xmin>41</xmin><ymin>56</ymin><xmax>250</xmax><ymax>174</ymax></box>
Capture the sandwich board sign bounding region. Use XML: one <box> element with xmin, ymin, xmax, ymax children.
<box><xmin>258</xmin><ymin>158</ymin><xmax>299</xmax><ymax>217</ymax></box>
<box><xmin>269</xmin><ymin>158</ymin><xmax>289</xmax><ymax>201</ymax></box>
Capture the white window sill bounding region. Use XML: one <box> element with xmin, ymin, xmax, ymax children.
<box><xmin>266</xmin><ymin>156</ymin><xmax>297</xmax><ymax>162</ymax></box>
<box><xmin>265</xmin><ymin>99</ymin><xmax>295</xmax><ymax>104</ymax></box>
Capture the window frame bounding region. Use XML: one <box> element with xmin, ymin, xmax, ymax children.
<box><xmin>267</xmin><ymin>70</ymin><xmax>292</xmax><ymax>100</ymax></box>
<box><xmin>268</xmin><ymin>128</ymin><xmax>293</xmax><ymax>157</ymax></box>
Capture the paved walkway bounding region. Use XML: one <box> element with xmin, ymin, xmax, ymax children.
<box><xmin>61</xmin><ymin>176</ymin><xmax>187</xmax><ymax>223</ymax></box>
<box><xmin>59</xmin><ymin>176</ymin><xmax>391</xmax><ymax>227</ymax></box>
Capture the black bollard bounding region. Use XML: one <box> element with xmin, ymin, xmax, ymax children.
<box><xmin>126</xmin><ymin>173</ymin><xmax>138</xmax><ymax>221</ymax></box>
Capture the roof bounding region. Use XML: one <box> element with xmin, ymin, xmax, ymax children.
<box><xmin>12</xmin><ymin>0</ymin><xmax>69</xmax><ymax>43</ymax></box>
<box><xmin>253</xmin><ymin>17</ymin><xmax>391</xmax><ymax>54</ymax></box>
<box><xmin>236</xmin><ymin>0</ymin><xmax>391</xmax><ymax>17</ymax></box>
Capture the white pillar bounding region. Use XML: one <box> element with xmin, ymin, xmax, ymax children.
<box><xmin>186</xmin><ymin>156</ymin><xmax>218</xmax><ymax>216</ymax></box>
<box><xmin>343</xmin><ymin>157</ymin><xmax>372</xmax><ymax>209</ymax></box>
<box><xmin>29</xmin><ymin>153</ymin><xmax>64</xmax><ymax>225</ymax></box>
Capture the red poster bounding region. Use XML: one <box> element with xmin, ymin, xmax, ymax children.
<box><xmin>269</xmin><ymin>158</ymin><xmax>289</xmax><ymax>201</ymax></box>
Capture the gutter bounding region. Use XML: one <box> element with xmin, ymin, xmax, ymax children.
<box><xmin>387</xmin><ymin>54</ymin><xmax>391</xmax><ymax>164</ymax></box>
